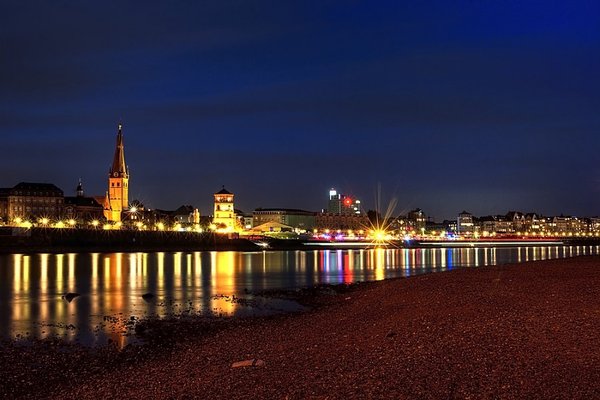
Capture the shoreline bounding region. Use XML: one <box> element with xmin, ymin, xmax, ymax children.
<box><xmin>1</xmin><ymin>227</ymin><xmax>599</xmax><ymax>254</ymax></box>
<box><xmin>2</xmin><ymin>255</ymin><xmax>600</xmax><ymax>398</ymax></box>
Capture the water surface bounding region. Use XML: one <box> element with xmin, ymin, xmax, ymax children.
<box><xmin>0</xmin><ymin>245</ymin><xmax>597</xmax><ymax>346</ymax></box>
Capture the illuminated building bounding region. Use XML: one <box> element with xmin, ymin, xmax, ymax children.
<box><xmin>63</xmin><ymin>180</ymin><xmax>104</xmax><ymax>221</ymax></box>
<box><xmin>457</xmin><ymin>211</ymin><xmax>474</xmax><ymax>235</ymax></box>
<box><xmin>106</xmin><ymin>124</ymin><xmax>129</xmax><ymax>222</ymax></box>
<box><xmin>213</xmin><ymin>186</ymin><xmax>236</xmax><ymax>232</ymax></box>
<box><xmin>171</xmin><ymin>205</ymin><xmax>195</xmax><ymax>223</ymax></box>
<box><xmin>0</xmin><ymin>182</ymin><xmax>64</xmax><ymax>222</ymax></box>
<box><xmin>252</xmin><ymin>208</ymin><xmax>316</xmax><ymax>231</ymax></box>
<box><xmin>506</xmin><ymin>211</ymin><xmax>525</xmax><ymax>233</ymax></box>
<box><xmin>407</xmin><ymin>208</ymin><xmax>427</xmax><ymax>231</ymax></box>
<box><xmin>327</xmin><ymin>188</ymin><xmax>362</xmax><ymax>215</ymax></box>
<box><xmin>315</xmin><ymin>213</ymin><xmax>369</xmax><ymax>230</ymax></box>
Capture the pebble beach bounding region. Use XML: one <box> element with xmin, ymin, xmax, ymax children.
<box><xmin>2</xmin><ymin>255</ymin><xmax>600</xmax><ymax>399</ymax></box>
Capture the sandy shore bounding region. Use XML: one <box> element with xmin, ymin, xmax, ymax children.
<box><xmin>3</xmin><ymin>255</ymin><xmax>600</xmax><ymax>399</ymax></box>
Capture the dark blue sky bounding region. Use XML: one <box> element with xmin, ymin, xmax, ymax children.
<box><xmin>1</xmin><ymin>1</ymin><xmax>599</xmax><ymax>220</ymax></box>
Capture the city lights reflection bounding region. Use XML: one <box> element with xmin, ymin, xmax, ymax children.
<box><xmin>0</xmin><ymin>245</ymin><xmax>598</xmax><ymax>346</ymax></box>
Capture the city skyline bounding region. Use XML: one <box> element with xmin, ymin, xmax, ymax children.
<box><xmin>2</xmin><ymin>1</ymin><xmax>599</xmax><ymax>220</ymax></box>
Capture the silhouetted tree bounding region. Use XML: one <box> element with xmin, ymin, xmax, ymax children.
<box><xmin>367</xmin><ymin>210</ymin><xmax>382</xmax><ymax>225</ymax></box>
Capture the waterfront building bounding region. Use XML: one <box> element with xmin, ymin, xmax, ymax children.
<box><xmin>407</xmin><ymin>208</ymin><xmax>427</xmax><ymax>232</ymax></box>
<box><xmin>252</xmin><ymin>208</ymin><xmax>316</xmax><ymax>231</ymax></box>
<box><xmin>213</xmin><ymin>186</ymin><xmax>236</xmax><ymax>232</ymax></box>
<box><xmin>106</xmin><ymin>124</ymin><xmax>130</xmax><ymax>222</ymax></box>
<box><xmin>524</xmin><ymin>213</ymin><xmax>542</xmax><ymax>233</ymax></box>
<box><xmin>315</xmin><ymin>212</ymin><xmax>369</xmax><ymax>230</ymax></box>
<box><xmin>63</xmin><ymin>180</ymin><xmax>104</xmax><ymax>221</ymax></box>
<box><xmin>588</xmin><ymin>217</ymin><xmax>600</xmax><ymax>233</ymax></box>
<box><xmin>327</xmin><ymin>188</ymin><xmax>362</xmax><ymax>215</ymax></box>
<box><xmin>506</xmin><ymin>211</ymin><xmax>525</xmax><ymax>233</ymax></box>
<box><xmin>457</xmin><ymin>211</ymin><xmax>474</xmax><ymax>235</ymax></box>
<box><xmin>0</xmin><ymin>182</ymin><xmax>64</xmax><ymax>223</ymax></box>
<box><xmin>171</xmin><ymin>205</ymin><xmax>195</xmax><ymax>223</ymax></box>
<box><xmin>547</xmin><ymin>215</ymin><xmax>584</xmax><ymax>234</ymax></box>
<box><xmin>250</xmin><ymin>220</ymin><xmax>295</xmax><ymax>233</ymax></box>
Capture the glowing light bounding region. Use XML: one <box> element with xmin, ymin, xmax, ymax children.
<box><xmin>156</xmin><ymin>222</ymin><xmax>165</xmax><ymax>231</ymax></box>
<box><xmin>91</xmin><ymin>220</ymin><xmax>100</xmax><ymax>227</ymax></box>
<box><xmin>68</xmin><ymin>219</ymin><xmax>76</xmax><ymax>226</ymax></box>
<box><xmin>40</xmin><ymin>218</ymin><xmax>49</xmax><ymax>226</ymax></box>
<box><xmin>130</xmin><ymin>206</ymin><xmax>138</xmax><ymax>213</ymax></box>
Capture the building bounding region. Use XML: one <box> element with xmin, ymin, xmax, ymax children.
<box><xmin>213</xmin><ymin>186</ymin><xmax>236</xmax><ymax>232</ymax></box>
<box><xmin>250</xmin><ymin>221</ymin><xmax>295</xmax><ymax>234</ymax></box>
<box><xmin>0</xmin><ymin>182</ymin><xmax>64</xmax><ymax>222</ymax></box>
<box><xmin>106</xmin><ymin>124</ymin><xmax>130</xmax><ymax>222</ymax></box>
<box><xmin>315</xmin><ymin>213</ymin><xmax>370</xmax><ymax>231</ymax></box>
<box><xmin>171</xmin><ymin>205</ymin><xmax>195</xmax><ymax>223</ymax></box>
<box><xmin>63</xmin><ymin>180</ymin><xmax>104</xmax><ymax>221</ymax></box>
<box><xmin>327</xmin><ymin>188</ymin><xmax>362</xmax><ymax>215</ymax></box>
<box><xmin>252</xmin><ymin>208</ymin><xmax>316</xmax><ymax>231</ymax></box>
<box><xmin>457</xmin><ymin>211</ymin><xmax>474</xmax><ymax>235</ymax></box>
<box><xmin>407</xmin><ymin>208</ymin><xmax>427</xmax><ymax>231</ymax></box>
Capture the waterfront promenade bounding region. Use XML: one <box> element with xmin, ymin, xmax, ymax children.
<box><xmin>2</xmin><ymin>255</ymin><xmax>600</xmax><ymax>399</ymax></box>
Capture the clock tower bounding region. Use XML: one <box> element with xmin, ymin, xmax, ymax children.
<box><xmin>106</xmin><ymin>124</ymin><xmax>129</xmax><ymax>222</ymax></box>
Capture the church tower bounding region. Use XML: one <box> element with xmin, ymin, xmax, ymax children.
<box><xmin>213</xmin><ymin>186</ymin><xmax>235</xmax><ymax>232</ymax></box>
<box><xmin>106</xmin><ymin>124</ymin><xmax>129</xmax><ymax>222</ymax></box>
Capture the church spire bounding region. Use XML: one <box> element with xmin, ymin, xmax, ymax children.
<box><xmin>110</xmin><ymin>124</ymin><xmax>127</xmax><ymax>177</ymax></box>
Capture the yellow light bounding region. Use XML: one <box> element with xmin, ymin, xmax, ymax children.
<box><xmin>157</xmin><ymin>222</ymin><xmax>165</xmax><ymax>231</ymax></box>
<box><xmin>68</xmin><ymin>219</ymin><xmax>76</xmax><ymax>226</ymax></box>
<box><xmin>40</xmin><ymin>218</ymin><xmax>49</xmax><ymax>226</ymax></box>
<box><xmin>55</xmin><ymin>221</ymin><xmax>65</xmax><ymax>229</ymax></box>
<box><xmin>130</xmin><ymin>206</ymin><xmax>138</xmax><ymax>213</ymax></box>
<box><xmin>136</xmin><ymin>221</ymin><xmax>143</xmax><ymax>229</ymax></box>
<box><xmin>103</xmin><ymin>224</ymin><xmax>111</xmax><ymax>230</ymax></box>
<box><xmin>91</xmin><ymin>220</ymin><xmax>99</xmax><ymax>227</ymax></box>
<box><xmin>14</xmin><ymin>217</ymin><xmax>22</xmax><ymax>224</ymax></box>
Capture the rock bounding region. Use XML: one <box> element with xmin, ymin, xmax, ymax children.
<box><xmin>231</xmin><ymin>359</ymin><xmax>266</xmax><ymax>368</ymax></box>
<box><xmin>63</xmin><ymin>293</ymin><xmax>80</xmax><ymax>303</ymax></box>
<box><xmin>142</xmin><ymin>293</ymin><xmax>155</xmax><ymax>302</ymax></box>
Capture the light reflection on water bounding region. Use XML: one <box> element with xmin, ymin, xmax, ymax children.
<box><xmin>0</xmin><ymin>245</ymin><xmax>598</xmax><ymax>346</ymax></box>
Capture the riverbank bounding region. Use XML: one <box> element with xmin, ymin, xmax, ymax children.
<box><xmin>2</xmin><ymin>226</ymin><xmax>599</xmax><ymax>253</ymax></box>
<box><xmin>2</xmin><ymin>255</ymin><xmax>600</xmax><ymax>399</ymax></box>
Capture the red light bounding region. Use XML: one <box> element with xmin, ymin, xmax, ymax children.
<box><xmin>344</xmin><ymin>198</ymin><xmax>352</xmax><ymax>206</ymax></box>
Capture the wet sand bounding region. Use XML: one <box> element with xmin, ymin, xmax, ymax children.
<box><xmin>3</xmin><ymin>255</ymin><xmax>600</xmax><ymax>399</ymax></box>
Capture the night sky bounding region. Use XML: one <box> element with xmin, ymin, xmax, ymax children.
<box><xmin>2</xmin><ymin>1</ymin><xmax>599</xmax><ymax>220</ymax></box>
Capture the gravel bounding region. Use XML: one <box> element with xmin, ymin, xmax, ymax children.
<box><xmin>2</xmin><ymin>255</ymin><xmax>600</xmax><ymax>399</ymax></box>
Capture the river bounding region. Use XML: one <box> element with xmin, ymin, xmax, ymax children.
<box><xmin>0</xmin><ymin>245</ymin><xmax>598</xmax><ymax>346</ymax></box>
